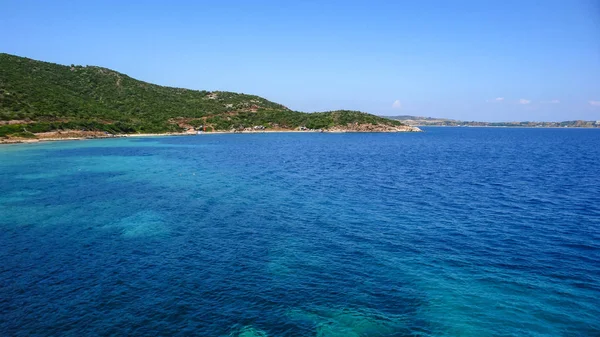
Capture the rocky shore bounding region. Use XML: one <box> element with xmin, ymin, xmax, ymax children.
<box><xmin>325</xmin><ymin>123</ymin><xmax>421</xmax><ymax>133</ymax></box>
<box><xmin>0</xmin><ymin>131</ymin><xmax>191</xmax><ymax>144</ymax></box>
<box><xmin>214</xmin><ymin>123</ymin><xmax>421</xmax><ymax>134</ymax></box>
<box><xmin>0</xmin><ymin>124</ymin><xmax>421</xmax><ymax>144</ymax></box>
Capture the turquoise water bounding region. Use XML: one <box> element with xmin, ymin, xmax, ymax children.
<box><xmin>1</xmin><ymin>128</ymin><xmax>599</xmax><ymax>336</ymax></box>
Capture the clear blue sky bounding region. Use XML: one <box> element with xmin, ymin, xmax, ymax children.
<box><xmin>1</xmin><ymin>0</ymin><xmax>599</xmax><ymax>121</ymax></box>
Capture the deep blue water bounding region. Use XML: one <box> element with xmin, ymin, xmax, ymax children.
<box><xmin>1</xmin><ymin>128</ymin><xmax>599</xmax><ymax>336</ymax></box>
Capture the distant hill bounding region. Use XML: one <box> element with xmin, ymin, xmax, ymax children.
<box><xmin>0</xmin><ymin>53</ymin><xmax>413</xmax><ymax>139</ymax></box>
<box><xmin>384</xmin><ymin>115</ymin><xmax>600</xmax><ymax>128</ymax></box>
<box><xmin>384</xmin><ymin>115</ymin><xmax>449</xmax><ymax>121</ymax></box>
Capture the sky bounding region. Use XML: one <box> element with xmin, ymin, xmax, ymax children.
<box><xmin>1</xmin><ymin>0</ymin><xmax>599</xmax><ymax>121</ymax></box>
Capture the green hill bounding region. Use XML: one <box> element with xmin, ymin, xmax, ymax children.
<box><xmin>0</xmin><ymin>53</ymin><xmax>407</xmax><ymax>138</ymax></box>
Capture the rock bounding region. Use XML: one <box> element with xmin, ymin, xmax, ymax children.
<box><xmin>288</xmin><ymin>307</ymin><xmax>399</xmax><ymax>337</ymax></box>
<box><xmin>325</xmin><ymin>123</ymin><xmax>422</xmax><ymax>133</ymax></box>
<box><xmin>231</xmin><ymin>326</ymin><xmax>268</xmax><ymax>337</ymax></box>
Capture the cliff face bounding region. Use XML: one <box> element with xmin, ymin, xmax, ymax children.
<box><xmin>1</xmin><ymin>53</ymin><xmax>415</xmax><ymax>139</ymax></box>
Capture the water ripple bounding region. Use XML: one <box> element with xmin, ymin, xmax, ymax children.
<box><xmin>1</xmin><ymin>128</ymin><xmax>599</xmax><ymax>336</ymax></box>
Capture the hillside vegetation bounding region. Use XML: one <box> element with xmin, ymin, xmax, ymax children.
<box><xmin>0</xmin><ymin>53</ymin><xmax>405</xmax><ymax>138</ymax></box>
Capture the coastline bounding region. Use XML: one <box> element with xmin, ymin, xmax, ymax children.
<box><xmin>0</xmin><ymin>132</ymin><xmax>192</xmax><ymax>145</ymax></box>
<box><xmin>0</xmin><ymin>126</ymin><xmax>422</xmax><ymax>145</ymax></box>
<box><xmin>411</xmin><ymin>125</ymin><xmax>600</xmax><ymax>129</ymax></box>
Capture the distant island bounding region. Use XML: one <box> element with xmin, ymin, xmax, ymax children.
<box><xmin>0</xmin><ymin>53</ymin><xmax>419</xmax><ymax>143</ymax></box>
<box><xmin>385</xmin><ymin>115</ymin><xmax>600</xmax><ymax>128</ymax></box>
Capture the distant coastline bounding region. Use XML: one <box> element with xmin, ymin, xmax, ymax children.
<box><xmin>384</xmin><ymin>115</ymin><xmax>600</xmax><ymax>128</ymax></box>
<box><xmin>417</xmin><ymin>125</ymin><xmax>600</xmax><ymax>129</ymax></box>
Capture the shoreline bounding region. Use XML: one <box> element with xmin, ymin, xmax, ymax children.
<box><xmin>0</xmin><ymin>132</ymin><xmax>193</xmax><ymax>145</ymax></box>
<box><xmin>0</xmin><ymin>127</ymin><xmax>422</xmax><ymax>145</ymax></box>
<box><xmin>412</xmin><ymin>125</ymin><xmax>600</xmax><ymax>129</ymax></box>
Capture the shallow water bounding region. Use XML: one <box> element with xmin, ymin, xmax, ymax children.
<box><xmin>1</xmin><ymin>128</ymin><xmax>599</xmax><ymax>336</ymax></box>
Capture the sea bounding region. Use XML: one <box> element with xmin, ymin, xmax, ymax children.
<box><xmin>1</xmin><ymin>127</ymin><xmax>599</xmax><ymax>336</ymax></box>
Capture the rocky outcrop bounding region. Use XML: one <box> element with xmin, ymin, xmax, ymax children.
<box><xmin>326</xmin><ymin>123</ymin><xmax>422</xmax><ymax>133</ymax></box>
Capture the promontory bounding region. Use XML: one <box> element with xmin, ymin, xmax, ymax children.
<box><xmin>0</xmin><ymin>53</ymin><xmax>420</xmax><ymax>143</ymax></box>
